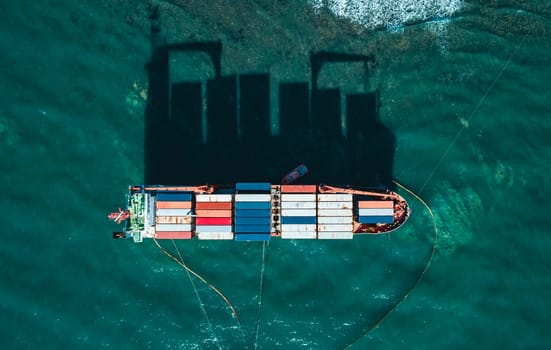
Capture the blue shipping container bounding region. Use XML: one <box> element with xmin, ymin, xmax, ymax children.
<box><xmin>234</xmin><ymin>224</ymin><xmax>272</xmax><ymax>233</ymax></box>
<box><xmin>234</xmin><ymin>209</ymin><xmax>271</xmax><ymax>217</ymax></box>
<box><xmin>235</xmin><ymin>201</ymin><xmax>271</xmax><ymax>210</ymax></box>
<box><xmin>234</xmin><ymin>233</ymin><xmax>271</xmax><ymax>242</ymax></box>
<box><xmin>156</xmin><ymin>192</ymin><xmax>193</xmax><ymax>201</ymax></box>
<box><xmin>235</xmin><ymin>217</ymin><xmax>272</xmax><ymax>225</ymax></box>
<box><xmin>235</xmin><ymin>183</ymin><xmax>272</xmax><ymax>192</ymax></box>
<box><xmin>358</xmin><ymin>215</ymin><xmax>394</xmax><ymax>224</ymax></box>
<box><xmin>281</xmin><ymin>216</ymin><xmax>317</xmax><ymax>225</ymax></box>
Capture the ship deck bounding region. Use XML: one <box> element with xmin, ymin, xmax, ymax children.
<box><xmin>113</xmin><ymin>183</ymin><xmax>409</xmax><ymax>242</ymax></box>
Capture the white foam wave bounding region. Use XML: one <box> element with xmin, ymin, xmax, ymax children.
<box><xmin>310</xmin><ymin>0</ymin><xmax>463</xmax><ymax>29</ymax></box>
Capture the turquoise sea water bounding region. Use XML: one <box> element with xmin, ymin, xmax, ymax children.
<box><xmin>1</xmin><ymin>1</ymin><xmax>550</xmax><ymax>349</ymax></box>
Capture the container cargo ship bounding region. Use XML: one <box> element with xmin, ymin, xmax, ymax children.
<box><xmin>108</xmin><ymin>183</ymin><xmax>410</xmax><ymax>242</ymax></box>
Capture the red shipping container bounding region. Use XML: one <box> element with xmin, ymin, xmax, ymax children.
<box><xmin>358</xmin><ymin>201</ymin><xmax>393</xmax><ymax>208</ymax></box>
<box><xmin>195</xmin><ymin>202</ymin><xmax>232</xmax><ymax>210</ymax></box>
<box><xmin>157</xmin><ymin>201</ymin><xmax>192</xmax><ymax>209</ymax></box>
<box><xmin>196</xmin><ymin>217</ymin><xmax>232</xmax><ymax>225</ymax></box>
<box><xmin>196</xmin><ymin>209</ymin><xmax>232</xmax><ymax>217</ymax></box>
<box><xmin>281</xmin><ymin>185</ymin><xmax>317</xmax><ymax>193</ymax></box>
<box><xmin>155</xmin><ymin>231</ymin><xmax>193</xmax><ymax>239</ymax></box>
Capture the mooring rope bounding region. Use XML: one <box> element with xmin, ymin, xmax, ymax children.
<box><xmin>253</xmin><ymin>241</ymin><xmax>269</xmax><ymax>349</ymax></box>
<box><xmin>170</xmin><ymin>240</ymin><xmax>221</xmax><ymax>350</ymax></box>
<box><xmin>153</xmin><ymin>238</ymin><xmax>241</xmax><ymax>324</ymax></box>
<box><xmin>343</xmin><ymin>17</ymin><xmax>529</xmax><ymax>348</ymax></box>
<box><xmin>418</xmin><ymin>30</ymin><xmax>526</xmax><ymax>194</ymax></box>
<box><xmin>345</xmin><ymin>28</ymin><xmax>530</xmax><ymax>348</ymax></box>
<box><xmin>342</xmin><ymin>179</ymin><xmax>438</xmax><ymax>349</ymax></box>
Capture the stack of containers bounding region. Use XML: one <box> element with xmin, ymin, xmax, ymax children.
<box><xmin>357</xmin><ymin>200</ymin><xmax>394</xmax><ymax>224</ymax></box>
<box><xmin>195</xmin><ymin>194</ymin><xmax>234</xmax><ymax>240</ymax></box>
<box><xmin>234</xmin><ymin>183</ymin><xmax>272</xmax><ymax>242</ymax></box>
<box><xmin>317</xmin><ymin>192</ymin><xmax>354</xmax><ymax>239</ymax></box>
<box><xmin>280</xmin><ymin>185</ymin><xmax>317</xmax><ymax>239</ymax></box>
<box><xmin>155</xmin><ymin>192</ymin><xmax>194</xmax><ymax>239</ymax></box>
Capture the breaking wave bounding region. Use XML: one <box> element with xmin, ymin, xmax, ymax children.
<box><xmin>310</xmin><ymin>0</ymin><xmax>463</xmax><ymax>29</ymax></box>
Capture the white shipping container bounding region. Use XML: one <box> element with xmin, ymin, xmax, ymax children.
<box><xmin>281</xmin><ymin>224</ymin><xmax>317</xmax><ymax>232</ymax></box>
<box><xmin>235</xmin><ymin>194</ymin><xmax>271</xmax><ymax>202</ymax></box>
<box><xmin>195</xmin><ymin>225</ymin><xmax>233</xmax><ymax>232</ymax></box>
<box><xmin>358</xmin><ymin>208</ymin><xmax>394</xmax><ymax>216</ymax></box>
<box><xmin>317</xmin><ymin>201</ymin><xmax>352</xmax><ymax>209</ymax></box>
<box><xmin>317</xmin><ymin>231</ymin><xmax>354</xmax><ymax>239</ymax></box>
<box><xmin>156</xmin><ymin>224</ymin><xmax>193</xmax><ymax>231</ymax></box>
<box><xmin>197</xmin><ymin>232</ymin><xmax>234</xmax><ymax>240</ymax></box>
<box><xmin>196</xmin><ymin>194</ymin><xmax>233</xmax><ymax>202</ymax></box>
<box><xmin>281</xmin><ymin>232</ymin><xmax>317</xmax><ymax>239</ymax></box>
<box><xmin>281</xmin><ymin>201</ymin><xmax>316</xmax><ymax>209</ymax></box>
<box><xmin>317</xmin><ymin>194</ymin><xmax>353</xmax><ymax>202</ymax></box>
<box><xmin>156</xmin><ymin>208</ymin><xmax>193</xmax><ymax>217</ymax></box>
<box><xmin>317</xmin><ymin>224</ymin><xmax>353</xmax><ymax>232</ymax></box>
<box><xmin>281</xmin><ymin>208</ymin><xmax>317</xmax><ymax>216</ymax></box>
<box><xmin>317</xmin><ymin>216</ymin><xmax>352</xmax><ymax>224</ymax></box>
<box><xmin>281</xmin><ymin>194</ymin><xmax>316</xmax><ymax>202</ymax></box>
<box><xmin>156</xmin><ymin>216</ymin><xmax>193</xmax><ymax>224</ymax></box>
<box><xmin>317</xmin><ymin>209</ymin><xmax>353</xmax><ymax>217</ymax></box>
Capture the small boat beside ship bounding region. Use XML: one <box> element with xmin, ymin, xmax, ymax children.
<box><xmin>109</xmin><ymin>183</ymin><xmax>410</xmax><ymax>242</ymax></box>
<box><xmin>281</xmin><ymin>164</ymin><xmax>309</xmax><ymax>185</ymax></box>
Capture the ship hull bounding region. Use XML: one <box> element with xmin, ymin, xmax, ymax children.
<box><xmin>109</xmin><ymin>183</ymin><xmax>410</xmax><ymax>242</ymax></box>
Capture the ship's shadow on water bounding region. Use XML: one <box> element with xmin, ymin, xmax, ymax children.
<box><xmin>144</xmin><ymin>11</ymin><xmax>396</xmax><ymax>189</ymax></box>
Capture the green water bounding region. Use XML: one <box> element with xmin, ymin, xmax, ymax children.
<box><xmin>1</xmin><ymin>1</ymin><xmax>550</xmax><ymax>349</ymax></box>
